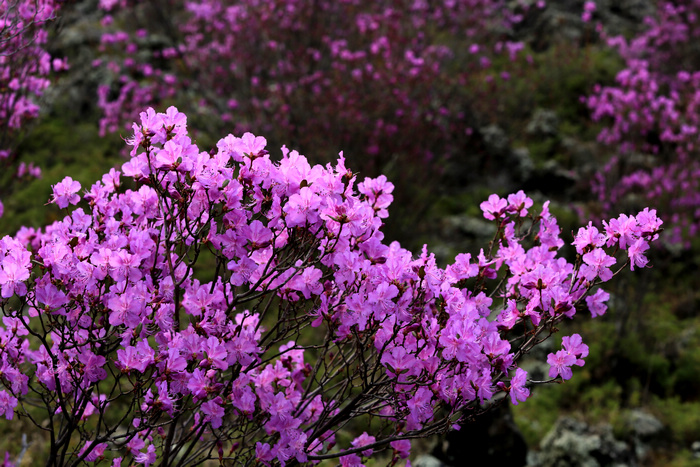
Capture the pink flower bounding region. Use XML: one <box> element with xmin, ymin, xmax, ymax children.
<box><xmin>51</xmin><ymin>177</ymin><xmax>81</xmax><ymax>209</ymax></box>
<box><xmin>0</xmin><ymin>391</ymin><xmax>17</xmax><ymax>420</ymax></box>
<box><xmin>627</xmin><ymin>238</ymin><xmax>649</xmax><ymax>271</ymax></box>
<box><xmin>0</xmin><ymin>257</ymin><xmax>29</xmax><ymax>298</ymax></box>
<box><xmin>284</xmin><ymin>186</ymin><xmax>321</xmax><ymax>227</ymax></box>
<box><xmin>572</xmin><ymin>222</ymin><xmax>606</xmax><ymax>254</ymax></box>
<box><xmin>636</xmin><ymin>208</ymin><xmax>663</xmax><ymax>239</ymax></box>
<box><xmin>510</xmin><ymin>368</ymin><xmax>529</xmax><ymax>405</ymax></box>
<box><xmin>562</xmin><ymin>334</ymin><xmax>589</xmax><ymax>366</ymax></box>
<box><xmin>582</xmin><ymin>1</ymin><xmax>596</xmax><ymax>22</ymax></box>
<box><xmin>390</xmin><ymin>439</ymin><xmax>411</xmax><ymax>459</ymax></box>
<box><xmin>604</xmin><ymin>214</ymin><xmax>638</xmax><ymax>249</ymax></box>
<box><xmin>547</xmin><ymin>350</ymin><xmax>576</xmax><ymax>380</ymax></box>
<box><xmin>78</xmin><ymin>442</ymin><xmax>108</xmax><ymax>462</ymax></box>
<box><xmin>134</xmin><ymin>444</ymin><xmax>156</xmax><ymax>466</ymax></box>
<box><xmin>507</xmin><ymin>190</ymin><xmax>533</xmax><ymax>216</ymax></box>
<box><xmin>585</xmin><ymin>288</ymin><xmax>609</xmax><ymax>317</ymax></box>
<box><xmin>238</xmin><ymin>132</ymin><xmax>267</xmax><ymax>157</ymax></box>
<box><xmin>480</xmin><ymin>194</ymin><xmax>507</xmax><ymax>221</ymax></box>
<box><xmin>582</xmin><ymin>248</ymin><xmax>616</xmax><ymax>281</ymax></box>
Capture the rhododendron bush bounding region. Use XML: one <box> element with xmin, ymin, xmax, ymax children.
<box><xmin>0</xmin><ymin>0</ymin><xmax>65</xmax><ymax>217</ymax></box>
<box><xmin>0</xmin><ymin>107</ymin><xmax>662</xmax><ymax>465</ymax></box>
<box><xmin>95</xmin><ymin>0</ymin><xmax>538</xmax><ymax>177</ymax></box>
<box><xmin>587</xmin><ymin>0</ymin><xmax>700</xmax><ymax>246</ymax></box>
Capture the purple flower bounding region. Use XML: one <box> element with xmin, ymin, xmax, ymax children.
<box><xmin>203</xmin><ymin>336</ymin><xmax>228</xmax><ymax>371</ymax></box>
<box><xmin>562</xmin><ymin>334</ymin><xmax>589</xmax><ymax>366</ymax></box>
<box><xmin>78</xmin><ymin>442</ymin><xmax>107</xmax><ymax>462</ymax></box>
<box><xmin>480</xmin><ymin>194</ymin><xmax>507</xmax><ymax>221</ymax></box>
<box><xmin>115</xmin><ymin>346</ymin><xmax>147</xmax><ymax>373</ymax></box>
<box><xmin>51</xmin><ymin>176</ymin><xmax>81</xmax><ymax>209</ymax></box>
<box><xmin>582</xmin><ymin>248</ymin><xmax>616</xmax><ymax>281</ymax></box>
<box><xmin>0</xmin><ymin>256</ymin><xmax>29</xmax><ymax>298</ymax></box>
<box><xmin>201</xmin><ymin>397</ymin><xmax>225</xmax><ymax>429</ymax></box>
<box><xmin>390</xmin><ymin>439</ymin><xmax>411</xmax><ymax>459</ymax></box>
<box><xmin>78</xmin><ymin>351</ymin><xmax>107</xmax><ymax>384</ymax></box>
<box><xmin>381</xmin><ymin>346</ymin><xmax>418</xmax><ymax>379</ymax></box>
<box><xmin>339</xmin><ymin>453</ymin><xmax>363</xmax><ymax>467</ymax></box>
<box><xmin>507</xmin><ymin>190</ymin><xmax>533</xmax><ymax>217</ymax></box>
<box><xmin>0</xmin><ymin>104</ymin><xmax>664</xmax><ymax>461</ymax></box>
<box><xmin>510</xmin><ymin>368</ymin><xmax>529</xmax><ymax>405</ymax></box>
<box><xmin>406</xmin><ymin>387</ymin><xmax>433</xmax><ymax>429</ymax></box>
<box><xmin>288</xmin><ymin>266</ymin><xmax>324</xmax><ymax>300</ymax></box>
<box><xmin>547</xmin><ymin>350</ymin><xmax>576</xmax><ymax>380</ymax></box>
<box><xmin>134</xmin><ymin>444</ymin><xmax>156</xmax><ymax>466</ymax></box>
<box><xmin>586</xmin><ymin>289</ymin><xmax>610</xmax><ymax>317</ymax></box>
<box><xmin>0</xmin><ymin>391</ymin><xmax>17</xmax><ymax>420</ymax></box>
<box><xmin>572</xmin><ymin>222</ymin><xmax>606</xmax><ymax>254</ymax></box>
<box><xmin>627</xmin><ymin>238</ymin><xmax>649</xmax><ymax>271</ymax></box>
<box><xmin>351</xmin><ymin>432</ymin><xmax>376</xmax><ymax>457</ymax></box>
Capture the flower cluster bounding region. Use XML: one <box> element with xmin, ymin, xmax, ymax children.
<box><xmin>586</xmin><ymin>0</ymin><xmax>700</xmax><ymax>246</ymax></box>
<box><xmin>0</xmin><ymin>108</ymin><xmax>661</xmax><ymax>465</ymax></box>
<box><xmin>0</xmin><ymin>0</ymin><xmax>66</xmax><ymax>215</ymax></box>
<box><xmin>94</xmin><ymin>0</ymin><xmax>544</xmax><ymax>182</ymax></box>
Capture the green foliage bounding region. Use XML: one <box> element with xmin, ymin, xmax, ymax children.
<box><xmin>0</xmin><ymin>115</ymin><xmax>123</xmax><ymax>235</ymax></box>
<box><xmin>659</xmin><ymin>450</ymin><xmax>700</xmax><ymax>467</ymax></box>
<box><xmin>512</xmin><ymin>383</ymin><xmax>563</xmax><ymax>447</ymax></box>
<box><xmin>651</xmin><ymin>397</ymin><xmax>700</xmax><ymax>445</ymax></box>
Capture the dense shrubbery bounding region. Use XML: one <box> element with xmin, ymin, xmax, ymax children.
<box><xmin>10</xmin><ymin>0</ymin><xmax>700</xmax><ymax>465</ymax></box>
<box><xmin>0</xmin><ymin>0</ymin><xmax>65</xmax><ymax>216</ymax></box>
<box><xmin>587</xmin><ymin>0</ymin><xmax>700</xmax><ymax>246</ymax></box>
<box><xmin>0</xmin><ymin>106</ymin><xmax>661</xmax><ymax>465</ymax></box>
<box><xmin>95</xmin><ymin>0</ymin><xmax>537</xmax><ymax>172</ymax></box>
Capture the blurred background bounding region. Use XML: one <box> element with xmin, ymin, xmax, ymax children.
<box><xmin>2</xmin><ymin>0</ymin><xmax>700</xmax><ymax>465</ymax></box>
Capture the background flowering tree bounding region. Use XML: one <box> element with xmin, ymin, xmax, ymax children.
<box><xmin>0</xmin><ymin>0</ymin><xmax>65</xmax><ymax>217</ymax></box>
<box><xmin>587</xmin><ymin>0</ymin><xmax>700</xmax><ymax>246</ymax></box>
<box><xmin>95</xmin><ymin>0</ymin><xmax>532</xmax><ymax>158</ymax></box>
<box><xmin>0</xmin><ymin>107</ymin><xmax>661</xmax><ymax>465</ymax></box>
<box><xmin>2</xmin><ymin>0</ymin><xmax>697</xmax><ymax>464</ymax></box>
<box><xmin>91</xmin><ymin>0</ymin><xmax>548</xmax><ymax>241</ymax></box>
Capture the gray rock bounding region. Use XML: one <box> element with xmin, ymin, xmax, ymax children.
<box><xmin>481</xmin><ymin>124</ymin><xmax>510</xmax><ymax>158</ymax></box>
<box><xmin>622</xmin><ymin>409</ymin><xmax>667</xmax><ymax>460</ymax></box>
<box><xmin>413</xmin><ymin>454</ymin><xmax>451</xmax><ymax>467</ymax></box>
<box><xmin>513</xmin><ymin>0</ymin><xmax>654</xmax><ymax>48</ymax></box>
<box><xmin>510</xmin><ymin>147</ymin><xmax>535</xmax><ymax>183</ymax></box>
<box><xmin>692</xmin><ymin>440</ymin><xmax>700</xmax><ymax>458</ymax></box>
<box><xmin>624</xmin><ymin>410</ymin><xmax>664</xmax><ymax>440</ymax></box>
<box><xmin>526</xmin><ymin>109</ymin><xmax>559</xmax><ymax>137</ymax></box>
<box><xmin>531</xmin><ymin>417</ymin><xmax>636</xmax><ymax>467</ymax></box>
